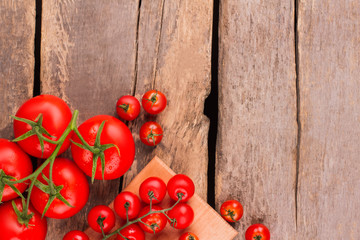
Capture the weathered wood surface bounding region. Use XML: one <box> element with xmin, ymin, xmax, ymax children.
<box><xmin>0</xmin><ymin>0</ymin><xmax>34</xmax><ymax>138</ymax></box>
<box><xmin>297</xmin><ymin>0</ymin><xmax>360</xmax><ymax>239</ymax></box>
<box><xmin>216</xmin><ymin>1</ymin><xmax>297</xmax><ymax>239</ymax></box>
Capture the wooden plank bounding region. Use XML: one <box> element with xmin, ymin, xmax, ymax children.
<box><xmin>297</xmin><ymin>1</ymin><xmax>360</xmax><ymax>239</ymax></box>
<box><xmin>40</xmin><ymin>1</ymin><xmax>139</xmax><ymax>238</ymax></box>
<box><xmin>216</xmin><ymin>0</ymin><xmax>297</xmax><ymax>239</ymax></box>
<box><xmin>0</xmin><ymin>0</ymin><xmax>34</xmax><ymax>137</ymax></box>
<box><xmin>123</xmin><ymin>0</ymin><xmax>213</xmax><ymax>201</ymax></box>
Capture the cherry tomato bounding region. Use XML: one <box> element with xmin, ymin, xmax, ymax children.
<box><xmin>71</xmin><ymin>115</ymin><xmax>135</xmax><ymax>180</ymax></box>
<box><xmin>138</xmin><ymin>205</ymin><xmax>167</xmax><ymax>234</ymax></box>
<box><xmin>116</xmin><ymin>95</ymin><xmax>141</xmax><ymax>121</ymax></box>
<box><xmin>117</xmin><ymin>224</ymin><xmax>145</xmax><ymax>240</ymax></box>
<box><xmin>0</xmin><ymin>139</ymin><xmax>32</xmax><ymax>202</ymax></box>
<box><xmin>87</xmin><ymin>205</ymin><xmax>115</xmax><ymax>234</ymax></box>
<box><xmin>245</xmin><ymin>224</ymin><xmax>270</xmax><ymax>240</ymax></box>
<box><xmin>139</xmin><ymin>177</ymin><xmax>166</xmax><ymax>204</ymax></box>
<box><xmin>179</xmin><ymin>232</ymin><xmax>199</xmax><ymax>240</ymax></box>
<box><xmin>63</xmin><ymin>230</ymin><xmax>89</xmax><ymax>240</ymax></box>
<box><xmin>167</xmin><ymin>203</ymin><xmax>194</xmax><ymax>229</ymax></box>
<box><xmin>114</xmin><ymin>191</ymin><xmax>141</xmax><ymax>220</ymax></box>
<box><xmin>167</xmin><ymin>174</ymin><xmax>195</xmax><ymax>202</ymax></box>
<box><xmin>220</xmin><ymin>200</ymin><xmax>243</xmax><ymax>222</ymax></box>
<box><xmin>0</xmin><ymin>198</ymin><xmax>47</xmax><ymax>240</ymax></box>
<box><xmin>142</xmin><ymin>90</ymin><xmax>167</xmax><ymax>114</ymax></box>
<box><xmin>139</xmin><ymin>121</ymin><xmax>163</xmax><ymax>146</ymax></box>
<box><xmin>13</xmin><ymin>95</ymin><xmax>72</xmax><ymax>159</ymax></box>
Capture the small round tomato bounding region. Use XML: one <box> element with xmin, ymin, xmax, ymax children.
<box><xmin>220</xmin><ymin>200</ymin><xmax>243</xmax><ymax>222</ymax></box>
<box><xmin>139</xmin><ymin>177</ymin><xmax>166</xmax><ymax>204</ymax></box>
<box><xmin>87</xmin><ymin>205</ymin><xmax>115</xmax><ymax>234</ymax></box>
<box><xmin>139</xmin><ymin>121</ymin><xmax>163</xmax><ymax>146</ymax></box>
<box><xmin>245</xmin><ymin>224</ymin><xmax>270</xmax><ymax>240</ymax></box>
<box><xmin>114</xmin><ymin>191</ymin><xmax>141</xmax><ymax>220</ymax></box>
<box><xmin>167</xmin><ymin>203</ymin><xmax>194</xmax><ymax>229</ymax></box>
<box><xmin>0</xmin><ymin>198</ymin><xmax>47</xmax><ymax>240</ymax></box>
<box><xmin>116</xmin><ymin>95</ymin><xmax>141</xmax><ymax>121</ymax></box>
<box><xmin>13</xmin><ymin>94</ymin><xmax>72</xmax><ymax>159</ymax></box>
<box><xmin>0</xmin><ymin>139</ymin><xmax>32</xmax><ymax>202</ymax></box>
<box><xmin>167</xmin><ymin>174</ymin><xmax>195</xmax><ymax>202</ymax></box>
<box><xmin>179</xmin><ymin>232</ymin><xmax>199</xmax><ymax>240</ymax></box>
<box><xmin>138</xmin><ymin>205</ymin><xmax>167</xmax><ymax>234</ymax></box>
<box><xmin>142</xmin><ymin>90</ymin><xmax>167</xmax><ymax>115</ymax></box>
<box><xmin>30</xmin><ymin>158</ymin><xmax>89</xmax><ymax>219</ymax></box>
<box><xmin>117</xmin><ymin>224</ymin><xmax>145</xmax><ymax>240</ymax></box>
<box><xmin>63</xmin><ymin>230</ymin><xmax>89</xmax><ymax>240</ymax></box>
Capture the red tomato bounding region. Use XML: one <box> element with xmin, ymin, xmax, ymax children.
<box><xmin>138</xmin><ymin>205</ymin><xmax>167</xmax><ymax>234</ymax></box>
<box><xmin>139</xmin><ymin>121</ymin><xmax>163</xmax><ymax>146</ymax></box>
<box><xmin>87</xmin><ymin>205</ymin><xmax>115</xmax><ymax>234</ymax></box>
<box><xmin>0</xmin><ymin>198</ymin><xmax>47</xmax><ymax>240</ymax></box>
<box><xmin>142</xmin><ymin>90</ymin><xmax>167</xmax><ymax>115</ymax></box>
<box><xmin>179</xmin><ymin>232</ymin><xmax>199</xmax><ymax>240</ymax></box>
<box><xmin>71</xmin><ymin>115</ymin><xmax>135</xmax><ymax>180</ymax></box>
<box><xmin>167</xmin><ymin>203</ymin><xmax>194</xmax><ymax>229</ymax></box>
<box><xmin>114</xmin><ymin>191</ymin><xmax>141</xmax><ymax>220</ymax></box>
<box><xmin>139</xmin><ymin>177</ymin><xmax>166</xmax><ymax>204</ymax></box>
<box><xmin>220</xmin><ymin>200</ymin><xmax>243</xmax><ymax>222</ymax></box>
<box><xmin>63</xmin><ymin>230</ymin><xmax>89</xmax><ymax>240</ymax></box>
<box><xmin>13</xmin><ymin>95</ymin><xmax>72</xmax><ymax>158</ymax></box>
<box><xmin>30</xmin><ymin>158</ymin><xmax>89</xmax><ymax>219</ymax></box>
<box><xmin>245</xmin><ymin>224</ymin><xmax>270</xmax><ymax>240</ymax></box>
<box><xmin>0</xmin><ymin>139</ymin><xmax>32</xmax><ymax>202</ymax></box>
<box><xmin>117</xmin><ymin>224</ymin><xmax>145</xmax><ymax>240</ymax></box>
<box><xmin>167</xmin><ymin>174</ymin><xmax>195</xmax><ymax>202</ymax></box>
<box><xmin>116</xmin><ymin>95</ymin><xmax>141</xmax><ymax>121</ymax></box>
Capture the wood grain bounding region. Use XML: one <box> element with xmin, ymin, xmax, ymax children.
<box><xmin>297</xmin><ymin>0</ymin><xmax>360</xmax><ymax>239</ymax></box>
<box><xmin>216</xmin><ymin>0</ymin><xmax>297</xmax><ymax>239</ymax></box>
<box><xmin>40</xmin><ymin>1</ymin><xmax>139</xmax><ymax>238</ymax></box>
<box><xmin>123</xmin><ymin>0</ymin><xmax>213</xmax><ymax>200</ymax></box>
<box><xmin>0</xmin><ymin>0</ymin><xmax>34</xmax><ymax>138</ymax></box>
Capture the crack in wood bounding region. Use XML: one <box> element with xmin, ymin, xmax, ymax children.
<box><xmin>33</xmin><ymin>0</ymin><xmax>42</xmax><ymax>97</ymax></box>
<box><xmin>152</xmin><ymin>0</ymin><xmax>165</xmax><ymax>89</ymax></box>
<box><xmin>131</xmin><ymin>0</ymin><xmax>142</xmax><ymax>96</ymax></box>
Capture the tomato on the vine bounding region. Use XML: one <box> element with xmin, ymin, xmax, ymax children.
<box><xmin>0</xmin><ymin>139</ymin><xmax>32</xmax><ymax>202</ymax></box>
<box><xmin>116</xmin><ymin>95</ymin><xmax>141</xmax><ymax>121</ymax></box>
<box><xmin>138</xmin><ymin>205</ymin><xmax>167</xmax><ymax>234</ymax></box>
<box><xmin>63</xmin><ymin>230</ymin><xmax>89</xmax><ymax>240</ymax></box>
<box><xmin>117</xmin><ymin>224</ymin><xmax>145</xmax><ymax>240</ymax></box>
<box><xmin>114</xmin><ymin>191</ymin><xmax>141</xmax><ymax>220</ymax></box>
<box><xmin>142</xmin><ymin>90</ymin><xmax>167</xmax><ymax>115</ymax></box>
<box><xmin>30</xmin><ymin>158</ymin><xmax>89</xmax><ymax>219</ymax></box>
<box><xmin>87</xmin><ymin>205</ymin><xmax>115</xmax><ymax>234</ymax></box>
<box><xmin>139</xmin><ymin>121</ymin><xmax>163</xmax><ymax>146</ymax></box>
<box><xmin>139</xmin><ymin>177</ymin><xmax>166</xmax><ymax>204</ymax></box>
<box><xmin>245</xmin><ymin>224</ymin><xmax>270</xmax><ymax>240</ymax></box>
<box><xmin>167</xmin><ymin>203</ymin><xmax>194</xmax><ymax>229</ymax></box>
<box><xmin>179</xmin><ymin>232</ymin><xmax>199</xmax><ymax>240</ymax></box>
<box><xmin>167</xmin><ymin>174</ymin><xmax>195</xmax><ymax>202</ymax></box>
<box><xmin>220</xmin><ymin>200</ymin><xmax>243</xmax><ymax>222</ymax></box>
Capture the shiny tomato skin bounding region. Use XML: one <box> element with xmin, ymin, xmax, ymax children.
<box><xmin>63</xmin><ymin>230</ymin><xmax>89</xmax><ymax>240</ymax></box>
<box><xmin>0</xmin><ymin>198</ymin><xmax>47</xmax><ymax>240</ymax></box>
<box><xmin>139</xmin><ymin>121</ymin><xmax>163</xmax><ymax>146</ymax></box>
<box><xmin>0</xmin><ymin>139</ymin><xmax>32</xmax><ymax>202</ymax></box>
<box><xmin>139</xmin><ymin>177</ymin><xmax>166</xmax><ymax>204</ymax></box>
<box><xmin>13</xmin><ymin>95</ymin><xmax>72</xmax><ymax>159</ymax></box>
<box><xmin>245</xmin><ymin>224</ymin><xmax>270</xmax><ymax>240</ymax></box>
<box><xmin>179</xmin><ymin>232</ymin><xmax>199</xmax><ymax>240</ymax></box>
<box><xmin>117</xmin><ymin>224</ymin><xmax>145</xmax><ymax>240</ymax></box>
<box><xmin>71</xmin><ymin>115</ymin><xmax>135</xmax><ymax>180</ymax></box>
<box><xmin>30</xmin><ymin>158</ymin><xmax>89</xmax><ymax>219</ymax></box>
<box><xmin>167</xmin><ymin>203</ymin><xmax>194</xmax><ymax>229</ymax></box>
<box><xmin>87</xmin><ymin>205</ymin><xmax>115</xmax><ymax>233</ymax></box>
<box><xmin>141</xmin><ymin>90</ymin><xmax>167</xmax><ymax>115</ymax></box>
<box><xmin>114</xmin><ymin>191</ymin><xmax>141</xmax><ymax>220</ymax></box>
<box><xmin>138</xmin><ymin>205</ymin><xmax>167</xmax><ymax>234</ymax></box>
<box><xmin>116</xmin><ymin>95</ymin><xmax>141</xmax><ymax>121</ymax></box>
<box><xmin>167</xmin><ymin>174</ymin><xmax>195</xmax><ymax>202</ymax></box>
<box><xmin>220</xmin><ymin>200</ymin><xmax>243</xmax><ymax>222</ymax></box>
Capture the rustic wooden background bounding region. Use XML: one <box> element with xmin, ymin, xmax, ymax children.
<box><xmin>1</xmin><ymin>0</ymin><xmax>359</xmax><ymax>239</ymax></box>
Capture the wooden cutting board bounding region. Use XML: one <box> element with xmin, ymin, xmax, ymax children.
<box><xmin>85</xmin><ymin>156</ymin><xmax>238</xmax><ymax>240</ymax></box>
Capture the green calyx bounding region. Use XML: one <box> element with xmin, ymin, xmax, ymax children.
<box><xmin>143</xmin><ymin>91</ymin><xmax>158</xmax><ymax>108</ymax></box>
<box><xmin>254</xmin><ymin>235</ymin><xmax>263</xmax><ymax>240</ymax></box>
<box><xmin>189</xmin><ymin>234</ymin><xmax>195</xmax><ymax>240</ymax></box>
<box><xmin>146</xmin><ymin>129</ymin><xmax>162</xmax><ymax>146</ymax></box>
<box><xmin>0</xmin><ymin>170</ymin><xmax>25</xmax><ymax>203</ymax></box>
<box><xmin>223</xmin><ymin>209</ymin><xmax>237</xmax><ymax>222</ymax></box>
<box><xmin>118</xmin><ymin>104</ymin><xmax>130</xmax><ymax>112</ymax></box>
<box><xmin>12</xmin><ymin>198</ymin><xmax>34</xmax><ymax>228</ymax></box>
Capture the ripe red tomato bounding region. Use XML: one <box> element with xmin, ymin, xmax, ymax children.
<box><xmin>139</xmin><ymin>177</ymin><xmax>166</xmax><ymax>204</ymax></box>
<box><xmin>30</xmin><ymin>158</ymin><xmax>89</xmax><ymax>219</ymax></box>
<box><xmin>220</xmin><ymin>200</ymin><xmax>243</xmax><ymax>222</ymax></box>
<box><xmin>87</xmin><ymin>205</ymin><xmax>115</xmax><ymax>234</ymax></box>
<box><xmin>13</xmin><ymin>95</ymin><xmax>72</xmax><ymax>158</ymax></box>
<box><xmin>117</xmin><ymin>224</ymin><xmax>145</xmax><ymax>240</ymax></box>
<box><xmin>0</xmin><ymin>139</ymin><xmax>32</xmax><ymax>202</ymax></box>
<box><xmin>139</xmin><ymin>121</ymin><xmax>163</xmax><ymax>146</ymax></box>
<box><xmin>114</xmin><ymin>191</ymin><xmax>141</xmax><ymax>220</ymax></box>
<box><xmin>116</xmin><ymin>95</ymin><xmax>141</xmax><ymax>121</ymax></box>
<box><xmin>0</xmin><ymin>198</ymin><xmax>47</xmax><ymax>240</ymax></box>
<box><xmin>138</xmin><ymin>205</ymin><xmax>167</xmax><ymax>234</ymax></box>
<box><xmin>167</xmin><ymin>203</ymin><xmax>194</xmax><ymax>229</ymax></box>
<box><xmin>71</xmin><ymin>115</ymin><xmax>135</xmax><ymax>180</ymax></box>
<box><xmin>179</xmin><ymin>232</ymin><xmax>199</xmax><ymax>240</ymax></box>
<box><xmin>63</xmin><ymin>230</ymin><xmax>89</xmax><ymax>240</ymax></box>
<box><xmin>245</xmin><ymin>224</ymin><xmax>270</xmax><ymax>240</ymax></box>
<box><xmin>142</xmin><ymin>90</ymin><xmax>167</xmax><ymax>115</ymax></box>
<box><xmin>167</xmin><ymin>174</ymin><xmax>195</xmax><ymax>202</ymax></box>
